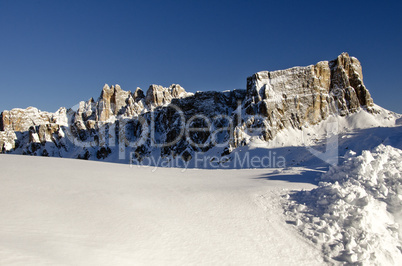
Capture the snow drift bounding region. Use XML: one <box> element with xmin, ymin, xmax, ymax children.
<box><xmin>284</xmin><ymin>144</ymin><xmax>402</xmax><ymax>264</ymax></box>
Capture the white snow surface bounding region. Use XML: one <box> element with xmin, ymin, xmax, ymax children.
<box><xmin>0</xmin><ymin>154</ymin><xmax>324</xmax><ymax>265</ymax></box>
<box><xmin>284</xmin><ymin>145</ymin><xmax>402</xmax><ymax>264</ymax></box>
<box><xmin>245</xmin><ymin>104</ymin><xmax>400</xmax><ymax>150</ymax></box>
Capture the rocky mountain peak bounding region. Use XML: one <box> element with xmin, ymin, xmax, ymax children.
<box><xmin>145</xmin><ymin>84</ymin><xmax>189</xmax><ymax>109</ymax></box>
<box><xmin>244</xmin><ymin>52</ymin><xmax>373</xmax><ymax>130</ymax></box>
<box><xmin>133</xmin><ymin>87</ymin><xmax>145</xmax><ymax>101</ymax></box>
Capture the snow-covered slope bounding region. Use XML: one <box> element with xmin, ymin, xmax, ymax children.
<box><xmin>0</xmin><ymin>154</ymin><xmax>324</xmax><ymax>265</ymax></box>
<box><xmin>1</xmin><ymin>145</ymin><xmax>401</xmax><ymax>265</ymax></box>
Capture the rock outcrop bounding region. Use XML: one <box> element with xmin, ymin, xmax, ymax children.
<box><xmin>0</xmin><ymin>53</ymin><xmax>377</xmax><ymax>161</ymax></box>
<box><xmin>0</xmin><ymin>107</ymin><xmax>67</xmax><ymax>132</ymax></box>
<box><xmin>97</xmin><ymin>84</ymin><xmax>139</xmax><ymax>121</ymax></box>
<box><xmin>145</xmin><ymin>84</ymin><xmax>188</xmax><ymax>109</ymax></box>
<box><xmin>240</xmin><ymin>53</ymin><xmax>374</xmax><ymax>145</ymax></box>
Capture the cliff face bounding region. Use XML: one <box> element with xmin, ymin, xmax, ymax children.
<box><xmin>0</xmin><ymin>53</ymin><xmax>376</xmax><ymax>162</ymax></box>
<box><xmin>0</xmin><ymin>107</ymin><xmax>67</xmax><ymax>132</ymax></box>
<box><xmin>238</xmin><ymin>53</ymin><xmax>374</xmax><ymax>145</ymax></box>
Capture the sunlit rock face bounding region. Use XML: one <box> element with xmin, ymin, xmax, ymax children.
<box><xmin>0</xmin><ymin>107</ymin><xmax>67</xmax><ymax>132</ymax></box>
<box><xmin>145</xmin><ymin>84</ymin><xmax>188</xmax><ymax>109</ymax></box>
<box><xmin>0</xmin><ymin>53</ymin><xmax>376</xmax><ymax>161</ymax></box>
<box><xmin>244</xmin><ymin>53</ymin><xmax>372</xmax><ymax>128</ymax></box>
<box><xmin>238</xmin><ymin>53</ymin><xmax>373</xmax><ymax>146</ymax></box>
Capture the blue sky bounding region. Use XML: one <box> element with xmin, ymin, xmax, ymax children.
<box><xmin>0</xmin><ymin>0</ymin><xmax>401</xmax><ymax>113</ymax></box>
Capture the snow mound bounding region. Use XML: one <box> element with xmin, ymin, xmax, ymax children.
<box><xmin>284</xmin><ymin>145</ymin><xmax>402</xmax><ymax>264</ymax></box>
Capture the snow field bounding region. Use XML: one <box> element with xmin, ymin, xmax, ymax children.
<box><xmin>0</xmin><ymin>154</ymin><xmax>324</xmax><ymax>265</ymax></box>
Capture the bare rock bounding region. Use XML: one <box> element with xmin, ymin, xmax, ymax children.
<box><xmin>133</xmin><ymin>87</ymin><xmax>145</xmax><ymax>101</ymax></box>
<box><xmin>145</xmin><ymin>84</ymin><xmax>190</xmax><ymax>109</ymax></box>
<box><xmin>242</xmin><ymin>52</ymin><xmax>375</xmax><ymax>146</ymax></box>
<box><xmin>0</xmin><ymin>107</ymin><xmax>67</xmax><ymax>132</ymax></box>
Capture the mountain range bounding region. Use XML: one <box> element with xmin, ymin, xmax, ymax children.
<box><xmin>1</xmin><ymin>53</ymin><xmax>400</xmax><ymax>168</ymax></box>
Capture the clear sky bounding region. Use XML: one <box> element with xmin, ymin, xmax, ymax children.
<box><xmin>0</xmin><ymin>0</ymin><xmax>401</xmax><ymax>113</ymax></box>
